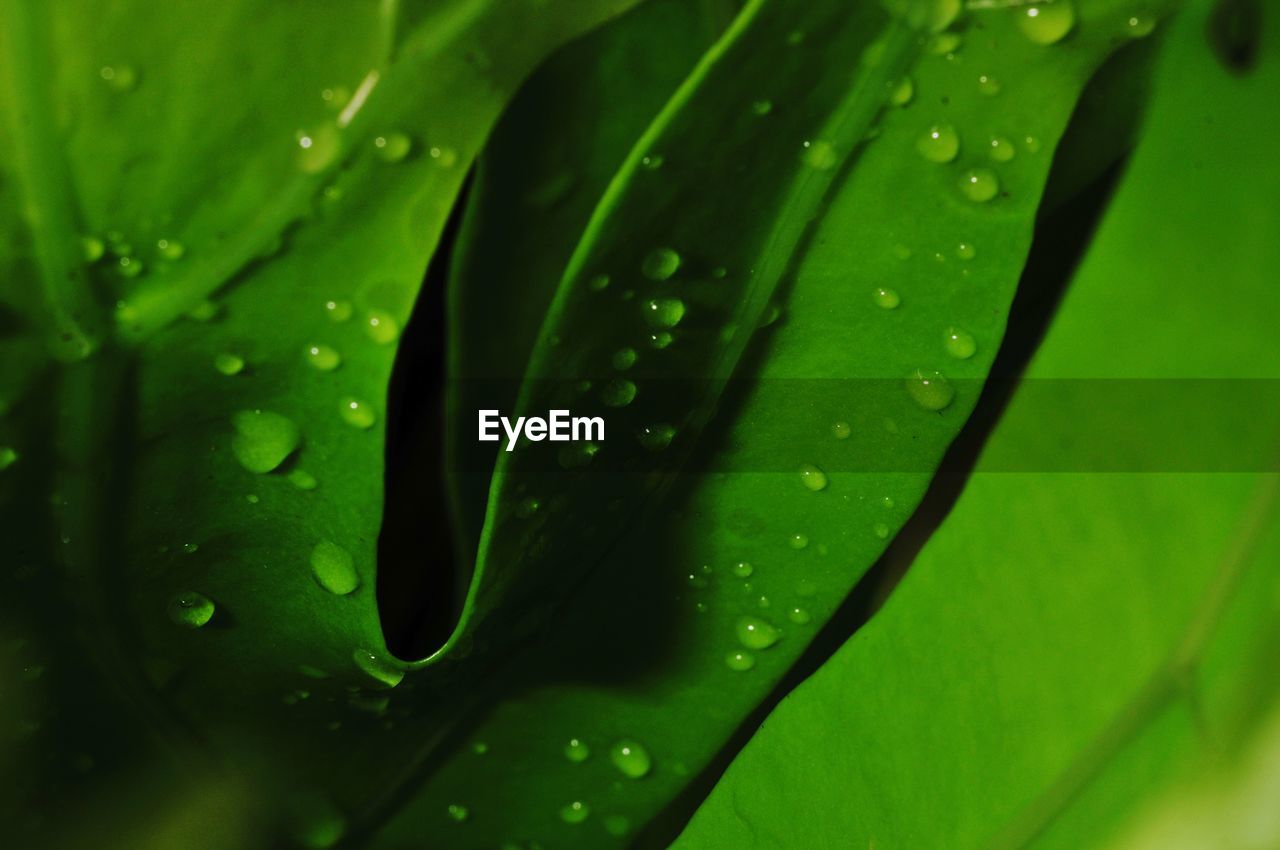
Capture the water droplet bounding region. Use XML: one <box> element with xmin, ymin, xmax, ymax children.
<box><xmin>515</xmin><ymin>497</ymin><xmax>541</xmax><ymax>519</ymax></box>
<box><xmin>1018</xmin><ymin>0</ymin><xmax>1075</xmax><ymax>44</ymax></box>
<box><xmin>1024</xmin><ymin>135</ymin><xmax>1043</xmax><ymax>153</ymax></box>
<box><xmin>564</xmin><ymin>738</ymin><xmax>591</xmax><ymax>762</ymax></box>
<box><xmin>605</xmin><ymin>815</ymin><xmax>632</xmax><ymax>837</ymax></box>
<box><xmin>373</xmin><ymin>132</ymin><xmax>412</xmax><ymax>163</ymax></box>
<box><xmin>157</xmin><ymin>238</ymin><xmax>185</xmax><ymax>260</ymax></box>
<box><xmin>638</xmin><ymin>423</ymin><xmax>675</xmax><ymax>451</ymax></box>
<box><xmin>471</xmin><ymin>741</ymin><xmax>488</xmax><ymax>756</ymax></box>
<box><xmin>789</xmin><ymin>533</ymin><xmax>809</xmax><ymax>549</ymax></box>
<box><xmin>310</xmin><ymin>541</ymin><xmax>359</xmax><ymax>595</ymax></box>
<box><xmin>167</xmin><ymin>591</ymin><xmax>215</xmax><ymax>628</ymax></box>
<box><xmin>788</xmin><ymin>606</ymin><xmax>812</xmax><ymax>625</ymax></box>
<box><xmin>214</xmin><ymin>353</ymin><xmax>245</xmax><ymax>376</ymax></box>
<box><xmin>956</xmin><ymin>242</ymin><xmax>976</xmax><ymax>260</ymax></box>
<box><xmin>988</xmin><ymin>136</ymin><xmax>1017</xmax><ymax>162</ymax></box>
<box><xmin>246</xmin><ymin>494</ymin><xmax>260</xmax><ymax>504</ymax></box>
<box><xmin>365</xmin><ymin>310</ymin><xmax>400</xmax><ymax>344</ymax></box>
<box><xmin>588</xmin><ymin>273</ymin><xmax>610</xmax><ymax>292</ymax></box>
<box><xmin>609</xmin><ymin>740</ymin><xmax>652</xmax><ymax>778</ymax></box>
<box><xmin>352</xmin><ymin>649</ymin><xmax>403</xmax><ymax>688</ymax></box>
<box><xmin>751</xmin><ymin>99</ymin><xmax>773</xmax><ymax>116</ymax></box>
<box><xmin>231</xmin><ymin>410</ymin><xmax>300</xmax><ymax>473</ymax></box>
<box><xmin>1125</xmin><ymin>12</ymin><xmax>1156</xmax><ymax>38</ymax></box>
<box><xmin>305</xmin><ymin>344</ymin><xmax>342</xmax><ymax>371</ymax></box>
<box><xmin>874</xmin><ymin>287</ymin><xmax>901</xmax><ymax>309</ymax></box>
<box><xmin>736</xmin><ymin>616</ymin><xmax>780</xmax><ymax>650</ymax></box>
<box><xmin>958</xmin><ymin>168</ymin><xmax>1000</xmax><ymax>202</ymax></box>
<box><xmin>642</xmin><ymin>248</ymin><xmax>681</xmax><ymax>281</ymax></box>
<box><xmin>339</xmin><ymin>398</ymin><xmax>377</xmax><ymax>429</ymax></box>
<box><xmin>81</xmin><ymin>236</ymin><xmax>105</xmax><ymax>262</ymax></box>
<box><xmin>600</xmin><ymin>379</ymin><xmax>637</xmax><ymax>408</ymax></box>
<box><xmin>296</xmin><ymin>125</ymin><xmax>342</xmax><ymax>174</ymax></box>
<box><xmin>289</xmin><ymin>469</ymin><xmax>318</xmax><ymax>490</ymax></box>
<box><xmin>928</xmin><ymin>32</ymin><xmax>962</xmax><ymax>54</ymax></box>
<box><xmin>446</xmin><ymin>804</ymin><xmax>469</xmax><ymax>822</ymax></box>
<box><xmin>977</xmin><ymin>74</ymin><xmax>1001</xmax><ymax>96</ymax></box>
<box><xmin>324</xmin><ymin>300</ymin><xmax>353</xmax><ymax>322</ymax></box>
<box><xmin>640</xmin><ymin>154</ymin><xmax>664</xmax><ymax>170</ymax></box>
<box><xmin>429</xmin><ymin>146</ymin><xmax>458</xmax><ymax>168</ymax></box>
<box><xmin>831</xmin><ymin>421</ymin><xmax>851</xmax><ymax>439</ymax></box>
<box><xmin>798</xmin><ymin>464</ymin><xmax>828</xmax><ymax>491</ymax></box>
<box><xmin>944</xmin><ymin>327</ymin><xmax>977</xmax><ymax>359</ymax></box>
<box><xmin>648</xmin><ymin>331</ymin><xmax>674</xmax><ymax>349</ymax></box>
<box><xmin>612</xmin><ymin>347</ymin><xmax>637</xmax><ymax>370</ymax></box>
<box><xmin>118</xmin><ymin>255</ymin><xmax>144</xmax><ymax>278</ymax></box>
<box><xmin>725</xmin><ymin>650</ymin><xmax>756</xmax><ymax>671</ymax></box>
<box><xmin>99</xmin><ymin>64</ymin><xmax>138</xmax><ymax>92</ymax></box>
<box><xmin>687</xmin><ymin>572</ymin><xmax>709</xmax><ymax>589</ymax></box>
<box><xmin>321</xmin><ymin>85</ymin><xmax>351</xmax><ymax>109</ymax></box>
<box><xmin>801</xmin><ymin>140</ymin><xmax>838</xmax><ymax>170</ymax></box>
<box><xmin>888</xmin><ymin>76</ymin><xmax>914</xmax><ymax>106</ymax></box>
<box><xmin>905</xmin><ymin>369</ymin><xmax>955</xmax><ymax>411</ymax></box>
<box><xmin>0</xmin><ymin>446</ymin><xmax>17</xmax><ymax>471</ymax></box>
<box><xmin>560</xmin><ymin>801</ymin><xmax>591</xmax><ymax>824</ymax></box>
<box><xmin>917</xmin><ymin>124</ymin><xmax>959</xmax><ymax>163</ymax></box>
<box><xmin>181</xmin><ymin>542</ymin><xmax>200</xmax><ymax>555</ymax></box>
<box><xmin>732</xmin><ymin>561</ymin><xmax>754</xmax><ymax>579</ymax></box>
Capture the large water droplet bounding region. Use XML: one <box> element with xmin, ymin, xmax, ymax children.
<box><xmin>958</xmin><ymin>168</ymin><xmax>1000</xmax><ymax>202</ymax></box>
<box><xmin>609</xmin><ymin>739</ymin><xmax>652</xmax><ymax>778</ymax></box>
<box><xmin>352</xmin><ymin>649</ymin><xmax>403</xmax><ymax>688</ymax></box>
<box><xmin>1017</xmin><ymin>0</ymin><xmax>1075</xmax><ymax>44</ymax></box>
<box><xmin>736</xmin><ymin>616</ymin><xmax>780</xmax><ymax>650</ymax></box>
<box><xmin>643</xmin><ymin>297</ymin><xmax>686</xmax><ymax>329</ymax></box>
<box><xmin>311</xmin><ymin>541</ymin><xmax>359</xmax><ymax>595</ymax></box>
<box><xmin>231</xmin><ymin>410</ymin><xmax>300</xmax><ymax>473</ymax></box>
<box><xmin>167</xmin><ymin>591</ymin><xmax>215</xmax><ymax>628</ymax></box>
<box><xmin>905</xmin><ymin>369</ymin><xmax>955</xmax><ymax>411</ymax></box>
<box><xmin>917</xmin><ymin>124</ymin><xmax>959</xmax><ymax>162</ymax></box>
<box><xmin>798</xmin><ymin>464</ymin><xmax>828</xmax><ymax>491</ymax></box>
<box><xmin>339</xmin><ymin>398</ymin><xmax>377</xmax><ymax>429</ymax></box>
<box><xmin>600</xmin><ymin>379</ymin><xmax>637</xmax><ymax>408</ymax></box>
<box><xmin>944</xmin><ymin>327</ymin><xmax>977</xmax><ymax>359</ymax></box>
<box><xmin>642</xmin><ymin>248</ymin><xmax>681</xmax><ymax>281</ymax></box>
<box><xmin>873</xmin><ymin>287</ymin><xmax>901</xmax><ymax>309</ymax></box>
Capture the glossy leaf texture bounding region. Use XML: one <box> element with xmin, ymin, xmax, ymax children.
<box><xmin>0</xmin><ymin>0</ymin><xmax>640</xmax><ymax>843</ymax></box>
<box><xmin>672</xmin><ymin>1</ymin><xmax>1280</xmax><ymax>846</ymax></box>
<box><xmin>366</xmin><ymin>0</ymin><xmax>1171</xmax><ymax>848</ymax></box>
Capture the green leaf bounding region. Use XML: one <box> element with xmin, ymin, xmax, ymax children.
<box><xmin>367</xmin><ymin>0</ymin><xmax>1163</xmax><ymax>846</ymax></box>
<box><xmin>670</xmin><ymin>3</ymin><xmax>1280</xmax><ymax>847</ymax></box>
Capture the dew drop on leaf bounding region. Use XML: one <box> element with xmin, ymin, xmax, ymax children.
<box><xmin>831</xmin><ymin>421</ymin><xmax>851</xmax><ymax>439</ymax></box>
<box><xmin>515</xmin><ymin>497</ymin><xmax>541</xmax><ymax>519</ymax></box>
<box><xmin>789</xmin><ymin>533</ymin><xmax>809</xmax><ymax>549</ymax></box>
<box><xmin>956</xmin><ymin>242</ymin><xmax>976</xmax><ymax>260</ymax></box>
<box><xmin>213</xmin><ymin>353</ymin><xmax>244</xmax><ymax>376</ymax></box>
<box><xmin>648</xmin><ymin>331</ymin><xmax>674</xmax><ymax>349</ymax></box>
<box><xmin>732</xmin><ymin>561</ymin><xmax>754</xmax><ymax>578</ymax></box>
<box><xmin>798</xmin><ymin>464</ymin><xmax>828</xmax><ymax>491</ymax></box>
<box><xmin>310</xmin><ymin>541</ymin><xmax>359</xmax><ymax>595</ymax></box>
<box><xmin>638</xmin><ymin>423</ymin><xmax>675</xmax><ymax>451</ymax></box>
<box><xmin>905</xmin><ymin>369</ymin><xmax>956</xmax><ymax>411</ymax></box>
<box><xmin>736</xmin><ymin>616</ymin><xmax>781</xmax><ymax>650</ymax></box>
<box><xmin>324</xmin><ymin>299</ymin><xmax>352</xmax><ymax>322</ymax></box>
<box><xmin>559</xmin><ymin>801</ymin><xmax>591</xmax><ymax>824</ymax></box>
<box><xmin>988</xmin><ymin>136</ymin><xmax>1017</xmax><ymax>162</ymax></box>
<box><xmin>976</xmin><ymin>73</ymin><xmax>1001</xmax><ymax>96</ymax></box>
<box><xmin>916</xmin><ymin>124</ymin><xmax>959</xmax><ymax>163</ymax></box>
<box><xmin>600</xmin><ymin>378</ymin><xmax>637</xmax><ymax>408</ymax></box>
<box><xmin>81</xmin><ymin>236</ymin><xmax>105</xmax><ymax>262</ymax></box>
<box><xmin>873</xmin><ymin>287</ymin><xmax>901</xmax><ymax>309</ymax></box>
<box><xmin>0</xmin><ymin>446</ymin><xmax>17</xmax><ymax>472</ymax></box>
<box><xmin>612</xmin><ymin>347</ymin><xmax>637</xmax><ymax>370</ymax></box>
<box><xmin>640</xmin><ymin>153</ymin><xmax>664</xmax><ymax>170</ymax></box>
<box><xmin>305</xmin><ymin>344</ymin><xmax>341</xmax><ymax>371</ymax></box>
<box><xmin>609</xmin><ymin>739</ymin><xmax>652</xmax><ymax>778</ymax></box>
<box><xmin>167</xmin><ymin>591</ymin><xmax>215</xmax><ymax>628</ymax></box>
<box><xmin>588</xmin><ymin>273</ymin><xmax>610</xmax><ymax>291</ymax></box>
<box><xmin>352</xmin><ymin>649</ymin><xmax>403</xmax><ymax>688</ymax></box>
<box><xmin>296</xmin><ymin>125</ymin><xmax>342</xmax><ymax>174</ymax></box>
<box><xmin>928</xmin><ymin>32</ymin><xmax>962</xmax><ymax>54</ymax></box>
<box><xmin>446</xmin><ymin>804</ymin><xmax>469</xmax><ymax>822</ymax></box>
<box><xmin>373</xmin><ymin>131</ymin><xmax>412</xmax><ymax>163</ymax></box>
<box><xmin>944</xmin><ymin>327</ymin><xmax>977</xmax><ymax>359</ymax></box>
<box><xmin>289</xmin><ymin>469</ymin><xmax>318</xmax><ymax>490</ymax></box>
<box><xmin>1017</xmin><ymin>0</ymin><xmax>1076</xmax><ymax>45</ymax></box>
<box><xmin>725</xmin><ymin>650</ymin><xmax>756</xmax><ymax>671</ymax></box>
<box><xmin>1125</xmin><ymin>12</ymin><xmax>1156</xmax><ymax>38</ymax></box>
<box><xmin>888</xmin><ymin>76</ymin><xmax>914</xmax><ymax>106</ymax></box>
<box><xmin>788</xmin><ymin>607</ymin><xmax>812</xmax><ymax>625</ymax></box>
<box><xmin>641</xmin><ymin>247</ymin><xmax>681</xmax><ymax>281</ymax></box>
<box><xmin>231</xmin><ymin>410</ymin><xmax>300</xmax><ymax>473</ymax></box>
<box><xmin>339</xmin><ymin>398</ymin><xmax>377</xmax><ymax>430</ymax></box>
<box><xmin>429</xmin><ymin>146</ymin><xmax>458</xmax><ymax>168</ymax></box>
<box><xmin>98</xmin><ymin>64</ymin><xmax>138</xmax><ymax>92</ymax></box>
<box><xmin>156</xmin><ymin>238</ymin><xmax>185</xmax><ymax>260</ymax></box>
<box><xmin>564</xmin><ymin>738</ymin><xmax>591</xmax><ymax>762</ymax></box>
<box><xmin>751</xmin><ymin>99</ymin><xmax>773</xmax><ymax>116</ymax></box>
<box><xmin>874</xmin><ymin>522</ymin><xmax>891</xmax><ymax>539</ymax></box>
<box><xmin>365</xmin><ymin>310</ymin><xmax>400</xmax><ymax>344</ymax></box>
<box><xmin>801</xmin><ymin>140</ymin><xmax>838</xmax><ymax>170</ymax></box>
<box><xmin>958</xmin><ymin>168</ymin><xmax>1000</xmax><ymax>202</ymax></box>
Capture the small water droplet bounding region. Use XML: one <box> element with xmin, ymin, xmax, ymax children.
<box><xmin>564</xmin><ymin>738</ymin><xmax>591</xmax><ymax>762</ymax></box>
<box><xmin>956</xmin><ymin>242</ymin><xmax>976</xmax><ymax>260</ymax></box>
<box><xmin>0</xmin><ymin>446</ymin><xmax>17</xmax><ymax>471</ymax></box>
<box><xmin>214</xmin><ymin>353</ymin><xmax>245</xmax><ymax>376</ymax></box>
<box><xmin>81</xmin><ymin>236</ymin><xmax>105</xmax><ymax>262</ymax></box>
<box><xmin>339</xmin><ymin>398</ymin><xmax>377</xmax><ymax>429</ymax></box>
<box><xmin>648</xmin><ymin>331</ymin><xmax>674</xmax><ymax>349</ymax></box>
<box><xmin>873</xmin><ymin>287</ymin><xmax>901</xmax><ymax>310</ymax></box>
<box><xmin>167</xmin><ymin>591</ymin><xmax>215</xmax><ymax>628</ymax></box>
<box><xmin>1018</xmin><ymin>0</ymin><xmax>1075</xmax><ymax>44</ymax></box>
<box><xmin>1125</xmin><ymin>12</ymin><xmax>1156</xmax><ymax>38</ymax></box>
<box><xmin>988</xmin><ymin>136</ymin><xmax>1017</xmax><ymax>162</ymax></box>
<box><xmin>288</xmin><ymin>469</ymin><xmax>318</xmax><ymax>490</ymax></box>
<box><xmin>725</xmin><ymin>650</ymin><xmax>756</xmax><ymax>671</ymax></box>
<box><xmin>874</xmin><ymin>522</ymin><xmax>891</xmax><ymax>539</ymax></box>
<box><xmin>642</xmin><ymin>248</ymin><xmax>681</xmax><ymax>281</ymax></box>
<box><xmin>157</xmin><ymin>238</ymin><xmax>185</xmax><ymax>260</ymax></box>
<box><xmin>325</xmin><ymin>300</ymin><xmax>353</xmax><ymax>322</ymax></box>
<box><xmin>612</xmin><ymin>347</ymin><xmax>637</xmax><ymax>370</ymax></box>
<box><xmin>515</xmin><ymin>497</ymin><xmax>541</xmax><ymax>519</ymax></box>
<box><xmin>944</xmin><ymin>327</ymin><xmax>977</xmax><ymax>359</ymax></box>
<box><xmin>609</xmin><ymin>740</ymin><xmax>652</xmax><ymax>778</ymax></box>
<box><xmin>640</xmin><ymin>154</ymin><xmax>664</xmax><ymax>170</ymax></box>
<box><xmin>977</xmin><ymin>74</ymin><xmax>1001</xmax><ymax>96</ymax></box>
<box><xmin>788</xmin><ymin>606</ymin><xmax>812</xmax><ymax>625</ymax></box>
<box><xmin>352</xmin><ymin>648</ymin><xmax>403</xmax><ymax>688</ymax></box>
<box><xmin>917</xmin><ymin>124</ymin><xmax>959</xmax><ymax>163</ymax></box>
<box><xmin>605</xmin><ymin>815</ymin><xmax>632</xmax><ymax>837</ymax></box>
<box><xmin>446</xmin><ymin>804</ymin><xmax>469</xmax><ymax>822</ymax></box>
<box><xmin>560</xmin><ymin>801</ymin><xmax>591</xmax><ymax>824</ymax></box>
<box><xmin>958</xmin><ymin>168</ymin><xmax>1000</xmax><ymax>202</ymax></box>
<box><xmin>737</xmin><ymin>616</ymin><xmax>780</xmax><ymax>650</ymax></box>
<box><xmin>296</xmin><ymin>125</ymin><xmax>342</xmax><ymax>174</ymax></box>
<box><xmin>906</xmin><ymin>369</ymin><xmax>956</xmax><ymax>411</ymax></box>
<box><xmin>588</xmin><ymin>273</ymin><xmax>610</xmax><ymax>292</ymax></box>
<box><xmin>600</xmin><ymin>379</ymin><xmax>637</xmax><ymax>408</ymax></box>
<box><xmin>181</xmin><ymin>542</ymin><xmax>199</xmax><ymax>555</ymax></box>
<box><xmin>888</xmin><ymin>76</ymin><xmax>914</xmax><ymax>106</ymax></box>
<box><xmin>558</xmin><ymin>442</ymin><xmax>599</xmax><ymax>469</ymax></box>
<box><xmin>305</xmin><ymin>344</ymin><xmax>342</xmax><ymax>371</ymax></box>
<box><xmin>373</xmin><ymin>132</ymin><xmax>412</xmax><ymax>163</ymax></box>
<box><xmin>801</xmin><ymin>140</ymin><xmax>838</xmax><ymax>170</ymax></box>
<box><xmin>429</xmin><ymin>146</ymin><xmax>458</xmax><ymax>168</ymax></box>
<box><xmin>751</xmin><ymin>99</ymin><xmax>773</xmax><ymax>116</ymax></box>
<box><xmin>798</xmin><ymin>464</ymin><xmax>828</xmax><ymax>491</ymax></box>
<box><xmin>117</xmin><ymin>255</ymin><xmax>144</xmax><ymax>278</ymax></box>
<box><xmin>231</xmin><ymin>410</ymin><xmax>300</xmax><ymax>473</ymax></box>
<box><xmin>928</xmin><ymin>32</ymin><xmax>962</xmax><ymax>54</ymax></box>
<box><xmin>831</xmin><ymin>421</ymin><xmax>851</xmax><ymax>439</ymax></box>
<box><xmin>789</xmin><ymin>533</ymin><xmax>809</xmax><ymax>549</ymax></box>
<box><xmin>732</xmin><ymin>561</ymin><xmax>754</xmax><ymax>579</ymax></box>
<box><xmin>311</xmin><ymin>541</ymin><xmax>359</xmax><ymax>595</ymax></box>
<box><xmin>365</xmin><ymin>310</ymin><xmax>400</xmax><ymax>344</ymax></box>
<box><xmin>638</xmin><ymin>423</ymin><xmax>675</xmax><ymax>451</ymax></box>
<box><xmin>99</xmin><ymin>64</ymin><xmax>138</xmax><ymax>92</ymax></box>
